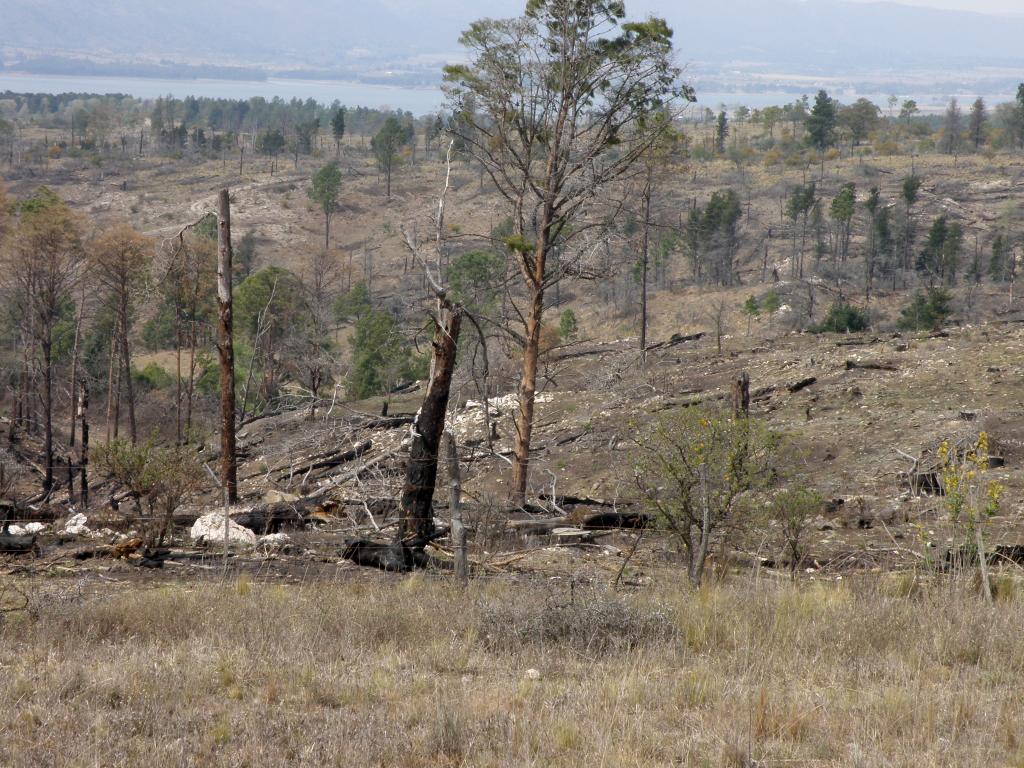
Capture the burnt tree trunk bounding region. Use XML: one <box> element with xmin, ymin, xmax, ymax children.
<box><xmin>732</xmin><ymin>372</ymin><xmax>750</xmax><ymax>418</ymax></box>
<box><xmin>78</xmin><ymin>382</ymin><xmax>89</xmax><ymax>507</ymax></box>
<box><xmin>217</xmin><ymin>189</ymin><xmax>238</xmax><ymax>503</ymax></box>
<box><xmin>119</xmin><ymin>296</ymin><xmax>137</xmax><ymax>444</ymax></box>
<box><xmin>397</xmin><ymin>304</ymin><xmax>463</xmax><ymax>544</ymax></box>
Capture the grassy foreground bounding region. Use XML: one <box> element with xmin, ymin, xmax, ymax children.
<box><xmin>1</xmin><ymin>574</ymin><xmax>1022</xmax><ymax>767</ymax></box>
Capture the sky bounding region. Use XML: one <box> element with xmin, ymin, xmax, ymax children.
<box><xmin>845</xmin><ymin>0</ymin><xmax>1023</xmax><ymax>12</ymax></box>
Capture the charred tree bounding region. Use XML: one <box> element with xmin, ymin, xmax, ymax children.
<box><xmin>397</xmin><ymin>304</ymin><xmax>464</xmax><ymax>543</ymax></box>
<box><xmin>78</xmin><ymin>382</ymin><xmax>89</xmax><ymax>507</ymax></box>
<box><xmin>217</xmin><ymin>189</ymin><xmax>238</xmax><ymax>503</ymax></box>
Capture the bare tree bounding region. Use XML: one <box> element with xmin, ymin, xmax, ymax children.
<box><xmin>399</xmin><ymin>141</ymin><xmax>465</xmax><ymax>546</ymax></box>
<box><xmin>217</xmin><ymin>190</ymin><xmax>238</xmax><ymax>503</ymax></box>
<box><xmin>444</xmin><ymin>0</ymin><xmax>690</xmax><ymax>505</ymax></box>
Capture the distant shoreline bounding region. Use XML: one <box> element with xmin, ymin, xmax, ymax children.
<box><xmin>0</xmin><ymin>72</ymin><xmax>445</xmax><ymax>113</ymax></box>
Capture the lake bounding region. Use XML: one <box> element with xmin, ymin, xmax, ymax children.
<box><xmin>0</xmin><ymin>72</ymin><xmax>1015</xmax><ymax>117</ymax></box>
<box><xmin>0</xmin><ymin>72</ymin><xmax>446</xmax><ymax>114</ymax></box>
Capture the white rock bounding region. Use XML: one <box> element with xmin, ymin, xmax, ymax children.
<box><xmin>524</xmin><ymin>668</ymin><xmax>542</xmax><ymax>681</ymax></box>
<box><xmin>63</xmin><ymin>513</ymin><xmax>90</xmax><ymax>536</ymax></box>
<box><xmin>190</xmin><ymin>513</ymin><xmax>257</xmax><ymax>547</ymax></box>
<box><xmin>258</xmin><ymin>533</ymin><xmax>291</xmax><ymax>551</ymax></box>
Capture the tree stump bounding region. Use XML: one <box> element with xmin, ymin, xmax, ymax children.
<box><xmin>732</xmin><ymin>372</ymin><xmax>750</xmax><ymax>418</ymax></box>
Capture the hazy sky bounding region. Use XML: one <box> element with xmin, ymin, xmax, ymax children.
<box><xmin>846</xmin><ymin>0</ymin><xmax>1023</xmax><ymax>12</ymax></box>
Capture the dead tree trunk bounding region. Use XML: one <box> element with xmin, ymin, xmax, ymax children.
<box><xmin>68</xmin><ymin>296</ymin><xmax>83</xmax><ymax>448</ymax></box>
<box><xmin>397</xmin><ymin>305</ymin><xmax>463</xmax><ymax>543</ymax></box>
<box><xmin>78</xmin><ymin>382</ymin><xmax>89</xmax><ymax>507</ymax></box>
<box><xmin>217</xmin><ymin>189</ymin><xmax>238</xmax><ymax>503</ymax></box>
<box><xmin>732</xmin><ymin>372</ymin><xmax>750</xmax><ymax>418</ymax></box>
<box><xmin>639</xmin><ymin>166</ymin><xmax>652</xmax><ymax>357</ymax></box>
<box><xmin>119</xmin><ymin>297</ymin><xmax>137</xmax><ymax>444</ymax></box>
<box><xmin>445</xmin><ymin>430</ymin><xmax>468</xmax><ymax>583</ymax></box>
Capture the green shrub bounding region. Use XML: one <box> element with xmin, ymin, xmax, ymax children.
<box><xmin>812</xmin><ymin>302</ymin><xmax>869</xmax><ymax>334</ymax></box>
<box><xmin>558</xmin><ymin>309</ymin><xmax>579</xmax><ymax>340</ymax></box>
<box><xmin>897</xmin><ymin>288</ymin><xmax>952</xmax><ymax>331</ymax></box>
<box><xmin>133</xmin><ymin>362</ymin><xmax>174</xmax><ymax>392</ymax></box>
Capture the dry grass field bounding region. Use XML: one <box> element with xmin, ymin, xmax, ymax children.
<box><xmin>2</xmin><ymin>573</ymin><xmax>1023</xmax><ymax>767</ymax></box>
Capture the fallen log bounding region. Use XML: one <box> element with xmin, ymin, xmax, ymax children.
<box><xmin>788</xmin><ymin>377</ymin><xmax>818</xmax><ymax>394</ymax></box>
<box><xmin>538</xmin><ymin>494</ymin><xmax>637</xmax><ymax>509</ymax></box>
<box><xmin>845</xmin><ymin>360</ymin><xmax>897</xmax><ymax>372</ymax></box>
<box><xmin>231</xmin><ymin>497</ymin><xmax>339</xmax><ymax>534</ymax></box>
<box><xmin>342</xmin><ymin>526</ymin><xmax>449</xmax><ymax>572</ymax></box>
<box><xmin>835</xmin><ymin>337</ymin><xmax>880</xmax><ymax>348</ymax></box>
<box><xmin>273</xmin><ymin>440</ymin><xmax>372</xmax><ymax>481</ymax></box>
<box><xmin>646</xmin><ymin>331</ymin><xmax>705</xmax><ymax>351</ymax></box>
<box><xmin>0</xmin><ymin>534</ymin><xmax>37</xmax><ymax>555</ymax></box>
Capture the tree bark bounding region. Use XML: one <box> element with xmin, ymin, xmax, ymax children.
<box><xmin>68</xmin><ymin>297</ymin><xmax>83</xmax><ymax>448</ymax></box>
<box><xmin>42</xmin><ymin>336</ymin><xmax>53</xmax><ymax>492</ymax></box>
<box><xmin>640</xmin><ymin>168</ymin><xmax>652</xmax><ymax>357</ymax></box>
<box><xmin>732</xmin><ymin>373</ymin><xmax>750</xmax><ymax>419</ymax></box>
<box><xmin>119</xmin><ymin>296</ymin><xmax>137</xmax><ymax>444</ymax></box>
<box><xmin>217</xmin><ymin>189</ymin><xmax>238</xmax><ymax>503</ymax></box>
<box><xmin>510</xmin><ymin>281</ymin><xmax>544</xmax><ymax>507</ymax></box>
<box><xmin>445</xmin><ymin>430</ymin><xmax>468</xmax><ymax>584</ymax></box>
<box><xmin>78</xmin><ymin>382</ymin><xmax>89</xmax><ymax>507</ymax></box>
<box><xmin>397</xmin><ymin>305</ymin><xmax>463</xmax><ymax>544</ymax></box>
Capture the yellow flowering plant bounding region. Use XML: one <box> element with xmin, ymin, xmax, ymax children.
<box><xmin>937</xmin><ymin>432</ymin><xmax>1003</xmax><ymax>592</ymax></box>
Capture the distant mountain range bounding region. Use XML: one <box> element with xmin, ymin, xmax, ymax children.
<box><xmin>2</xmin><ymin>0</ymin><xmax>1024</xmax><ymax>79</ymax></box>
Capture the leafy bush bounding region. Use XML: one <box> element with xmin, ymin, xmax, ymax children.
<box><xmin>558</xmin><ymin>308</ymin><xmax>578</xmax><ymax>340</ymax></box>
<box><xmin>133</xmin><ymin>362</ymin><xmax>174</xmax><ymax>392</ymax></box>
<box><xmin>333</xmin><ymin>282</ymin><xmax>372</xmax><ymax>324</ymax></box>
<box><xmin>93</xmin><ymin>439</ymin><xmax>205</xmax><ymax>546</ymax></box>
<box><xmin>898</xmin><ymin>288</ymin><xmax>952</xmax><ymax>331</ymax></box>
<box><xmin>812</xmin><ymin>301</ymin><xmax>869</xmax><ymax>333</ymax></box>
<box><xmin>635</xmin><ymin>407</ymin><xmax>780</xmax><ymax>586</ymax></box>
<box><xmin>347</xmin><ymin>309</ymin><xmax>422</xmax><ymax>400</ymax></box>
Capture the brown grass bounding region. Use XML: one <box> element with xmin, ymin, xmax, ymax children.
<box><xmin>1</xmin><ymin>573</ymin><xmax>1023</xmax><ymax>766</ymax></box>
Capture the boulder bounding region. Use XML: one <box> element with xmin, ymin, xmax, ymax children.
<box><xmin>190</xmin><ymin>513</ymin><xmax>257</xmax><ymax>547</ymax></box>
<box><xmin>63</xmin><ymin>513</ymin><xmax>90</xmax><ymax>536</ymax></box>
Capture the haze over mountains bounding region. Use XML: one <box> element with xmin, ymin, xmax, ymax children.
<box><xmin>2</xmin><ymin>0</ymin><xmax>1024</xmax><ymax>91</ymax></box>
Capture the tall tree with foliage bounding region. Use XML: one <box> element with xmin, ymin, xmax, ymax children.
<box><xmin>2</xmin><ymin>189</ymin><xmax>85</xmax><ymax>491</ymax></box>
<box><xmin>900</xmin><ymin>175</ymin><xmax>922</xmax><ymax>275</ymax></box>
<box><xmin>714</xmin><ymin>111</ymin><xmax>728</xmax><ymax>155</ymax></box>
<box><xmin>785</xmin><ymin>183</ymin><xmax>816</xmax><ymax>279</ymax></box>
<box><xmin>805</xmin><ymin>90</ymin><xmax>838</xmax><ymax>152</ymax></box>
<box><xmin>371</xmin><ymin>116</ymin><xmax>413</xmax><ymax>199</ymax></box>
<box><xmin>90</xmin><ymin>223</ymin><xmax>153</xmax><ymax>445</ymax></box>
<box><xmin>330</xmin><ymin>107</ymin><xmax>346</xmax><ymax>157</ymax></box>
<box><xmin>444</xmin><ymin>0</ymin><xmax>691</xmax><ymax>506</ymax></box>
<box><xmin>829</xmin><ymin>183</ymin><xmax>856</xmax><ymax>262</ymax></box>
<box><xmin>968</xmin><ymin>97</ymin><xmax>987</xmax><ymax>150</ymax></box>
<box><xmin>940</xmin><ymin>98</ymin><xmax>964</xmax><ymax>155</ymax></box>
<box><xmin>309</xmin><ymin>162</ymin><xmax>342</xmax><ymax>251</ymax></box>
<box><xmin>840</xmin><ymin>98</ymin><xmax>880</xmax><ymax>147</ymax></box>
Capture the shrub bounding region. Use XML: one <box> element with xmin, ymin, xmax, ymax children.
<box><xmin>477</xmin><ymin>586</ymin><xmax>676</xmax><ymax>654</ymax></box>
<box><xmin>770</xmin><ymin>487</ymin><xmax>824</xmax><ymax>576</ymax></box>
<box><xmin>812</xmin><ymin>301</ymin><xmax>869</xmax><ymax>334</ymax></box>
<box><xmin>897</xmin><ymin>288</ymin><xmax>952</xmax><ymax>331</ymax></box>
<box><xmin>635</xmin><ymin>407</ymin><xmax>780</xmax><ymax>586</ymax></box>
<box><xmin>93</xmin><ymin>439</ymin><xmax>205</xmax><ymax>546</ymax></box>
<box><xmin>558</xmin><ymin>308</ymin><xmax>578</xmax><ymax>340</ymax></box>
<box><xmin>133</xmin><ymin>362</ymin><xmax>174</xmax><ymax>392</ymax></box>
